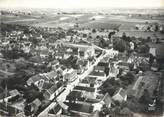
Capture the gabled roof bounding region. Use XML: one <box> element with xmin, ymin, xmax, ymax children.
<box><xmin>43</xmin><ymin>90</ymin><xmax>51</xmax><ymax>100</ymax></box>
<box><xmin>9</xmin><ymin>89</ymin><xmax>20</xmax><ymax>96</ymax></box>
<box><xmin>97</xmin><ymin>62</ymin><xmax>109</xmax><ymax>67</ymax></box>
<box><xmin>42</xmin><ymin>81</ymin><xmax>54</xmax><ymax>89</ymax></box>
<box><xmin>74</xmin><ymin>86</ymin><xmax>95</xmax><ymax>92</ymax></box>
<box><xmin>81</xmin><ymin>76</ymin><xmax>97</xmax><ymax>84</ymax></box>
<box><xmin>27</xmin><ymin>74</ymin><xmax>48</xmax><ymax>85</ymax></box>
<box><xmin>148</xmin><ymin>43</ymin><xmax>164</xmax><ymax>59</ymax></box>
<box><xmin>47</xmin><ymin>85</ymin><xmax>58</xmax><ymax>95</ymax></box>
<box><xmin>46</xmin><ymin>71</ymin><xmax>57</xmax><ymax>79</ymax></box>
<box><xmin>101</xmin><ymin>93</ymin><xmax>115</xmax><ymax>107</ymax></box>
<box><xmin>27</xmin><ymin>75</ymin><xmax>42</xmax><ymax>83</ymax></box>
<box><xmin>114</xmin><ymin>88</ymin><xmax>127</xmax><ymax>99</ymax></box>
<box><xmin>31</xmin><ymin>98</ymin><xmax>41</xmax><ymax>107</ymax></box>
<box><xmin>89</xmin><ymin>70</ymin><xmax>105</xmax><ymax>77</ymax></box>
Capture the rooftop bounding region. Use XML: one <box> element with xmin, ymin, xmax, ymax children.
<box><xmin>74</xmin><ymin>86</ymin><xmax>95</xmax><ymax>92</ymax></box>
<box><xmin>89</xmin><ymin>70</ymin><xmax>105</xmax><ymax>77</ymax></box>
<box><xmin>65</xmin><ymin>102</ymin><xmax>93</xmax><ymax>114</ymax></box>
<box><xmin>148</xmin><ymin>43</ymin><xmax>164</xmax><ymax>59</ymax></box>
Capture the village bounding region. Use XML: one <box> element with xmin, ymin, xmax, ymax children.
<box><xmin>0</xmin><ymin>9</ymin><xmax>164</xmax><ymax>117</ymax></box>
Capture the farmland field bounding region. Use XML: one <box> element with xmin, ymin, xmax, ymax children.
<box><xmin>1</xmin><ymin>11</ymin><xmax>164</xmax><ymax>38</ymax></box>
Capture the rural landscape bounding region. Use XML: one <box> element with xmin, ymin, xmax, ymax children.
<box><xmin>0</xmin><ymin>1</ymin><xmax>164</xmax><ymax>117</ymax></box>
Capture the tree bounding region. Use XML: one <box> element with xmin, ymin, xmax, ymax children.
<box><xmin>139</xmin><ymin>89</ymin><xmax>151</xmax><ymax>104</ymax></box>
<box><xmin>100</xmin><ymin>78</ymin><xmax>118</xmax><ymax>96</ymax></box>
<box><xmin>99</xmin><ymin>38</ymin><xmax>108</xmax><ymax>48</ymax></box>
<box><xmin>92</xmin><ymin>29</ymin><xmax>96</xmax><ymax>33</ymax></box>
<box><xmin>149</xmin><ymin>53</ymin><xmax>155</xmax><ymax>66</ymax></box>
<box><xmin>120</xmin><ymin>72</ymin><xmax>135</xmax><ymax>85</ymax></box>
<box><xmin>138</xmin><ymin>45</ymin><xmax>149</xmax><ymax>54</ymax></box>
<box><xmin>113</xmin><ymin>39</ymin><xmax>127</xmax><ymax>52</ymax></box>
<box><xmin>108</xmin><ymin>31</ymin><xmax>115</xmax><ymax>39</ymax></box>
<box><xmin>122</xmin><ymin>32</ymin><xmax>127</xmax><ymax>40</ymax></box>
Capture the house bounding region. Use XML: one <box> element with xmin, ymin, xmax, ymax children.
<box><xmin>50</xmin><ymin>60</ymin><xmax>60</xmax><ymax>69</ymax></box>
<box><xmin>30</xmin><ymin>98</ymin><xmax>42</xmax><ymax>113</ymax></box>
<box><xmin>43</xmin><ymin>85</ymin><xmax>58</xmax><ymax>100</ymax></box>
<box><xmin>100</xmin><ymin>93</ymin><xmax>115</xmax><ymax>108</ymax></box>
<box><xmin>79</xmin><ymin>76</ymin><xmax>97</xmax><ymax>88</ymax></box>
<box><xmin>148</xmin><ymin>43</ymin><xmax>164</xmax><ymax>58</ymax></box>
<box><xmin>93</xmin><ymin>93</ymin><xmax>115</xmax><ymax>111</ymax></box>
<box><xmin>78</xmin><ymin>46</ymin><xmax>95</xmax><ymax>59</ymax></box>
<box><xmin>112</xmin><ymin>88</ymin><xmax>127</xmax><ymax>102</ymax></box>
<box><xmin>116</xmin><ymin>61</ymin><xmax>130</xmax><ymax>75</ymax></box>
<box><xmin>73</xmin><ymin>85</ymin><xmax>97</xmax><ymax>100</ymax></box>
<box><xmin>89</xmin><ymin>70</ymin><xmax>106</xmax><ymax>81</ymax></box>
<box><xmin>0</xmin><ymin>102</ymin><xmax>23</xmax><ymax>117</ymax></box>
<box><xmin>94</xmin><ymin>62</ymin><xmax>109</xmax><ymax>72</ymax></box>
<box><xmin>74</xmin><ymin>86</ymin><xmax>95</xmax><ymax>92</ymax></box>
<box><xmin>43</xmin><ymin>83</ymin><xmax>65</xmax><ymax>100</ymax></box>
<box><xmin>48</xmin><ymin>103</ymin><xmax>63</xmax><ymax>116</ymax></box>
<box><xmin>26</xmin><ymin>74</ymin><xmax>48</xmax><ymax>86</ymax></box>
<box><xmin>148</xmin><ymin>43</ymin><xmax>164</xmax><ymax>69</ymax></box>
<box><xmin>65</xmin><ymin>102</ymin><xmax>94</xmax><ymax>117</ymax></box>
<box><xmin>9</xmin><ymin>89</ymin><xmax>20</xmax><ymax>97</ymax></box>
<box><xmin>77</xmin><ymin>59</ymin><xmax>90</xmax><ymax>71</ymax></box>
<box><xmin>62</xmin><ymin>42</ymin><xmax>95</xmax><ymax>59</ymax></box>
<box><xmin>45</xmin><ymin>71</ymin><xmax>58</xmax><ymax>80</ymax></box>
<box><xmin>64</xmin><ymin>69</ymin><xmax>78</xmax><ymax>83</ymax></box>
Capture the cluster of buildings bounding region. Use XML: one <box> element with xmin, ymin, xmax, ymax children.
<box><xmin>0</xmin><ymin>15</ymin><xmax>164</xmax><ymax>117</ymax></box>
<box><xmin>135</xmin><ymin>23</ymin><xmax>164</xmax><ymax>32</ymax></box>
<box><xmin>0</xmin><ymin>23</ymin><xmax>119</xmax><ymax>117</ymax></box>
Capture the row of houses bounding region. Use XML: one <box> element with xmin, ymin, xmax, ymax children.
<box><xmin>46</xmin><ymin>57</ymin><xmax>127</xmax><ymax>117</ymax></box>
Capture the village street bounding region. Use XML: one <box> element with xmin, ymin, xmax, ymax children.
<box><xmin>38</xmin><ymin>48</ymin><xmax>118</xmax><ymax>117</ymax></box>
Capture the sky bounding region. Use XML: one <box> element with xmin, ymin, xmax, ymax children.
<box><xmin>0</xmin><ymin>0</ymin><xmax>164</xmax><ymax>9</ymax></box>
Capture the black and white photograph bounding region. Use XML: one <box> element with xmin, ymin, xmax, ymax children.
<box><xmin>0</xmin><ymin>0</ymin><xmax>164</xmax><ymax>117</ymax></box>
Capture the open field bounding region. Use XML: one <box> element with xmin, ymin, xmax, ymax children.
<box><xmin>2</xmin><ymin>13</ymin><xmax>164</xmax><ymax>28</ymax></box>
<box><xmin>1</xmin><ymin>11</ymin><xmax>164</xmax><ymax>38</ymax></box>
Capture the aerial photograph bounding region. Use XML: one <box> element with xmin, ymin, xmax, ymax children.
<box><xmin>0</xmin><ymin>0</ymin><xmax>164</xmax><ymax>117</ymax></box>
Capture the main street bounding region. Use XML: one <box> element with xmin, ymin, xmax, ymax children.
<box><xmin>38</xmin><ymin>48</ymin><xmax>118</xmax><ymax>117</ymax></box>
